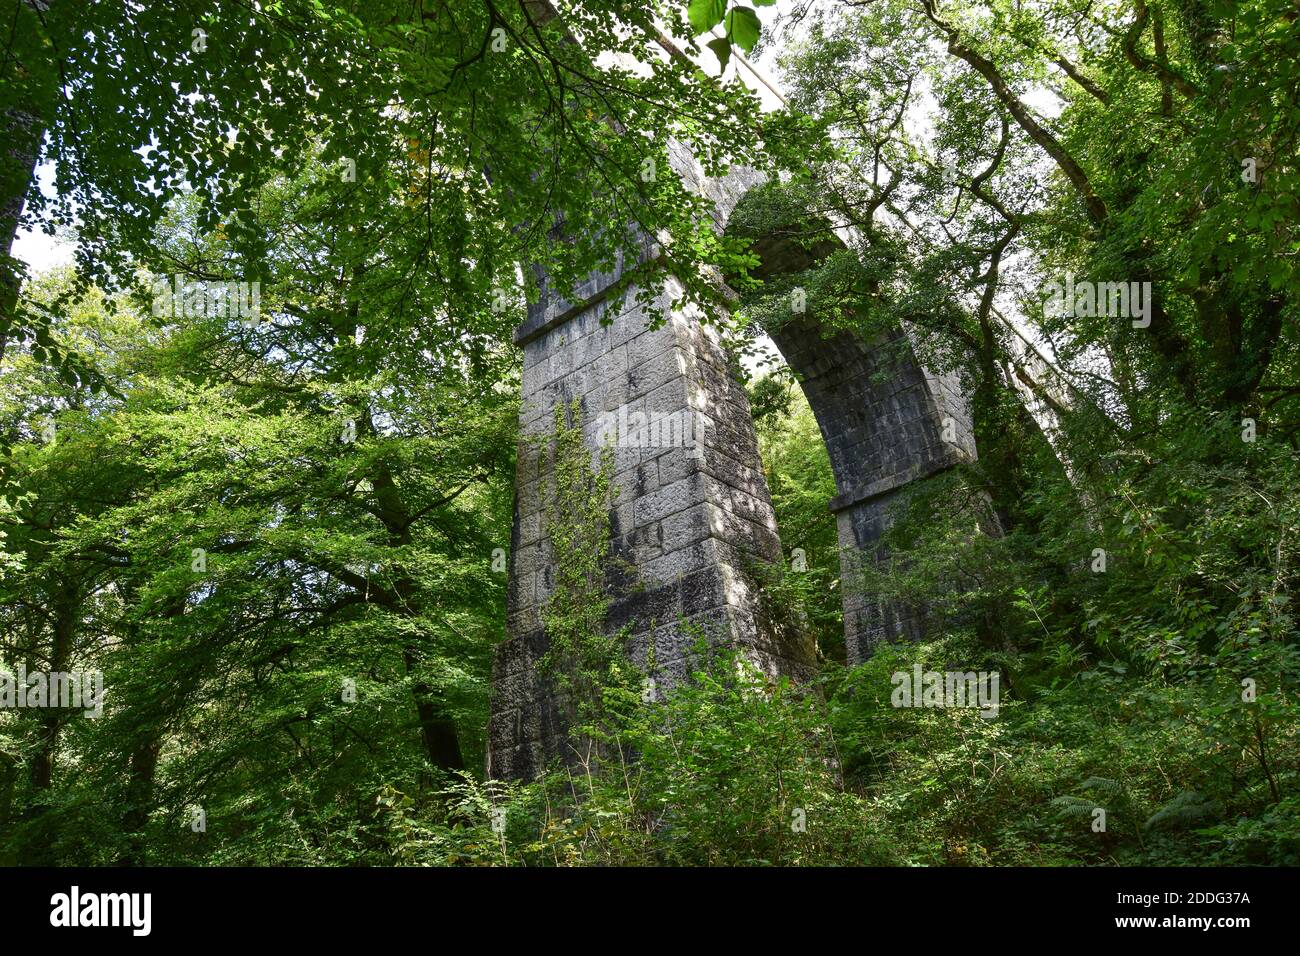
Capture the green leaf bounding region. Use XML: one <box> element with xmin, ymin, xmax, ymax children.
<box><xmin>707</xmin><ymin>36</ymin><xmax>732</xmax><ymax>72</ymax></box>
<box><xmin>724</xmin><ymin>6</ymin><xmax>761</xmax><ymax>53</ymax></box>
<box><xmin>687</xmin><ymin>0</ymin><xmax>727</xmax><ymax>35</ymax></box>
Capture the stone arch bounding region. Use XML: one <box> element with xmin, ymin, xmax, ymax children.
<box><xmin>722</xmin><ymin>182</ymin><xmax>978</xmax><ymax>664</ymax></box>
<box><xmin>487</xmin><ymin>153</ymin><xmax>977</xmax><ymax>781</ymax></box>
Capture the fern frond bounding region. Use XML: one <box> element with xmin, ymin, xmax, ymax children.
<box><xmin>1145</xmin><ymin>791</ymin><xmax>1223</xmax><ymax>831</ymax></box>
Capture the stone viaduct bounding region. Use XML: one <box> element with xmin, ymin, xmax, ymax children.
<box><xmin>487</xmin><ymin>145</ymin><xmax>977</xmax><ymax>781</ymax></box>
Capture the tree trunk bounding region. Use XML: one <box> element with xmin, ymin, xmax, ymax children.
<box><xmin>27</xmin><ymin>582</ymin><xmax>77</xmax><ymax>796</ymax></box>
<box><xmin>0</xmin><ymin>107</ymin><xmax>44</xmax><ymax>366</ymax></box>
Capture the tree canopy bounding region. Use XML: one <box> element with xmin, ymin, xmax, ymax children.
<box><xmin>0</xmin><ymin>0</ymin><xmax>1296</xmax><ymax>867</ymax></box>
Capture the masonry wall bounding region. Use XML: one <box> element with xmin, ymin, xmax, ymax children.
<box><xmin>721</xmin><ymin>182</ymin><xmax>982</xmax><ymax>664</ymax></box>
<box><xmin>488</xmin><ymin>259</ymin><xmax>814</xmax><ymax>781</ymax></box>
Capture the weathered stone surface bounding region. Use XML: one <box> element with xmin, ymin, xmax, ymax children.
<box><xmin>727</xmin><ymin>187</ymin><xmax>977</xmax><ymax>665</ymax></box>
<box><xmin>770</xmin><ymin>319</ymin><xmax>974</xmax><ymax>663</ymax></box>
<box><xmin>488</xmin><ymin>199</ymin><xmax>813</xmax><ymax>779</ymax></box>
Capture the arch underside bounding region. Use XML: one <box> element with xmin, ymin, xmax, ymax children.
<box><xmin>767</xmin><ymin>315</ymin><xmax>975</xmax><ymax>660</ymax></box>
